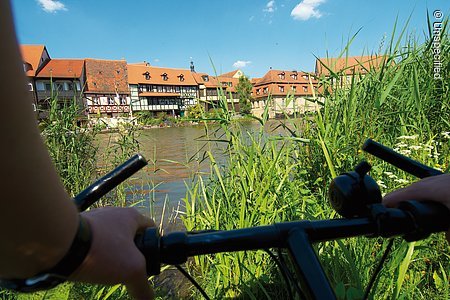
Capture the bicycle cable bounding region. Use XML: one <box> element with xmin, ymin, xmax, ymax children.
<box><xmin>175</xmin><ymin>264</ymin><xmax>211</xmax><ymax>300</ymax></box>
<box><xmin>264</xmin><ymin>249</ymin><xmax>294</xmax><ymax>300</ymax></box>
<box><xmin>363</xmin><ymin>238</ymin><xmax>394</xmax><ymax>300</ymax></box>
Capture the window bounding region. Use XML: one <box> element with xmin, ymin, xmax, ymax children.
<box><xmin>256</xmin><ymin>89</ymin><xmax>260</xmax><ymax>95</ymax></box>
<box><xmin>178</xmin><ymin>74</ymin><xmax>185</xmax><ymax>82</ymax></box>
<box><xmin>55</xmin><ymin>83</ymin><xmax>64</xmax><ymax>91</ymax></box>
<box><xmin>302</xmin><ymin>86</ymin><xmax>308</xmax><ymax>92</ymax></box>
<box><xmin>263</xmin><ymin>87</ymin><xmax>268</xmax><ymax>94</ymax></box>
<box><xmin>108</xmin><ymin>97</ymin><xmax>114</xmax><ymax>105</ymax></box>
<box><xmin>279</xmin><ymin>86</ymin><xmax>284</xmax><ymax>92</ymax></box>
<box><xmin>278</xmin><ymin>72</ymin><xmax>285</xmax><ymax>80</ymax></box>
<box><xmin>143</xmin><ymin>72</ymin><xmax>151</xmax><ymax>80</ymax></box>
<box><xmin>45</xmin><ymin>83</ymin><xmax>52</xmax><ymax>91</ymax></box>
<box><xmin>161</xmin><ymin>73</ymin><xmax>168</xmax><ymax>81</ymax></box>
<box><xmin>66</xmin><ymin>82</ymin><xmax>74</xmax><ymax>91</ymax></box>
<box><xmin>291</xmin><ymin>74</ymin><xmax>298</xmax><ymax>80</ymax></box>
<box><xmin>302</xmin><ymin>75</ymin><xmax>309</xmax><ymax>80</ymax></box>
<box><xmin>120</xmin><ymin>97</ymin><xmax>126</xmax><ymax>105</ymax></box>
<box><xmin>36</xmin><ymin>82</ymin><xmax>45</xmax><ymax>91</ymax></box>
<box><xmin>292</xmin><ymin>86</ymin><xmax>297</xmax><ymax>92</ymax></box>
<box><xmin>202</xmin><ymin>75</ymin><xmax>209</xmax><ymax>82</ymax></box>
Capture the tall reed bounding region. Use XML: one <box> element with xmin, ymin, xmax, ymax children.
<box><xmin>182</xmin><ymin>14</ymin><xmax>449</xmax><ymax>299</ymax></box>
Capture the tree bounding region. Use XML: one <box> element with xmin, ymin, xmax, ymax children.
<box><xmin>236</xmin><ymin>76</ymin><xmax>253</xmax><ymax>115</ymax></box>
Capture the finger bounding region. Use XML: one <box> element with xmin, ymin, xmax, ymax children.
<box><xmin>126</xmin><ymin>275</ymin><xmax>154</xmax><ymax>300</ymax></box>
<box><xmin>127</xmin><ymin>208</ymin><xmax>156</xmax><ymax>229</ymax></box>
<box><xmin>383</xmin><ymin>187</ymin><xmax>418</xmax><ymax>207</ymax></box>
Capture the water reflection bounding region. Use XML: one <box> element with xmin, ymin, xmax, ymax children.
<box><xmin>97</xmin><ymin>119</ymin><xmax>301</xmax><ymax>222</ymax></box>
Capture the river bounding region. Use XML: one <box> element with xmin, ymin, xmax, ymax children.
<box><xmin>96</xmin><ymin>119</ymin><xmax>300</xmax><ymax>224</ymax></box>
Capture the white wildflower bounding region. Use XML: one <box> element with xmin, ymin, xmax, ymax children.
<box><xmin>399</xmin><ymin>149</ymin><xmax>412</xmax><ymax>155</ymax></box>
<box><xmin>383</xmin><ymin>171</ymin><xmax>397</xmax><ymax>179</ymax></box>
<box><xmin>377</xmin><ymin>180</ymin><xmax>387</xmax><ymax>189</ymax></box>
<box><xmin>394</xmin><ymin>178</ymin><xmax>409</xmax><ymax>184</ymax></box>
<box><xmin>409</xmin><ymin>145</ymin><xmax>422</xmax><ymax>150</ymax></box>
<box><xmin>397</xmin><ymin>135</ymin><xmax>418</xmax><ymax>140</ymax></box>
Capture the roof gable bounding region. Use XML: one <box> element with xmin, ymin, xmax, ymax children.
<box><xmin>315</xmin><ymin>55</ymin><xmax>388</xmax><ymax>76</ymax></box>
<box><xmin>85</xmin><ymin>59</ymin><xmax>129</xmax><ymax>94</ymax></box>
<box><xmin>127</xmin><ymin>65</ymin><xmax>197</xmax><ymax>86</ymax></box>
<box><xmin>36</xmin><ymin>59</ymin><xmax>84</xmax><ymax>78</ymax></box>
<box><xmin>20</xmin><ymin>45</ymin><xmax>50</xmax><ymax>76</ymax></box>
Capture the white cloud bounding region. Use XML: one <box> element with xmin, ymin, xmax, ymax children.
<box><xmin>154</xmin><ymin>58</ymin><xmax>160</xmax><ymax>63</ymax></box>
<box><xmin>233</xmin><ymin>60</ymin><xmax>252</xmax><ymax>68</ymax></box>
<box><xmin>263</xmin><ymin>1</ymin><xmax>276</xmax><ymax>13</ymax></box>
<box><xmin>291</xmin><ymin>0</ymin><xmax>325</xmax><ymax>21</ymax></box>
<box><xmin>37</xmin><ymin>0</ymin><xmax>67</xmax><ymax>13</ymax></box>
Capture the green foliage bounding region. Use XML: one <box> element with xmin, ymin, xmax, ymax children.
<box><xmin>41</xmin><ymin>95</ymin><xmax>98</xmax><ymax>196</ymax></box>
<box><xmin>182</xmin><ymin>15</ymin><xmax>450</xmax><ymax>299</ymax></box>
<box><xmin>236</xmin><ymin>76</ymin><xmax>253</xmax><ymax>115</ymax></box>
<box><xmin>186</xmin><ymin>103</ymin><xmax>205</xmax><ymax>119</ymax></box>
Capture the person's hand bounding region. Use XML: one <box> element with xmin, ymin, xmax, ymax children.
<box><xmin>69</xmin><ymin>207</ymin><xmax>155</xmax><ymax>299</ymax></box>
<box><xmin>383</xmin><ymin>173</ymin><xmax>450</xmax><ymax>242</ymax></box>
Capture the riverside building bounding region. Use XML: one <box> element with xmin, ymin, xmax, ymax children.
<box><xmin>128</xmin><ymin>63</ymin><xmax>198</xmax><ymax>117</ymax></box>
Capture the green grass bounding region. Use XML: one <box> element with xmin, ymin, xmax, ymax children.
<box><xmin>181</xmin><ymin>14</ymin><xmax>449</xmax><ymax>299</ymax></box>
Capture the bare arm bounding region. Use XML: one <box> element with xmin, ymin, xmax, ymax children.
<box><xmin>0</xmin><ymin>0</ymin><xmax>78</xmax><ymax>278</ymax></box>
<box><xmin>0</xmin><ymin>2</ymin><xmax>154</xmax><ymax>298</ymax></box>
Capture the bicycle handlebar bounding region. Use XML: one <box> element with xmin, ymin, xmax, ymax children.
<box><xmin>135</xmin><ymin>201</ymin><xmax>450</xmax><ymax>276</ymax></box>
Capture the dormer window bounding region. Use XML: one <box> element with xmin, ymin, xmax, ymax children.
<box><xmin>263</xmin><ymin>87</ymin><xmax>268</xmax><ymax>94</ymax></box>
<box><xmin>292</xmin><ymin>86</ymin><xmax>297</xmax><ymax>92</ymax></box>
<box><xmin>302</xmin><ymin>86</ymin><xmax>308</xmax><ymax>92</ymax></box>
<box><xmin>279</xmin><ymin>85</ymin><xmax>284</xmax><ymax>92</ymax></box>
<box><xmin>202</xmin><ymin>75</ymin><xmax>209</xmax><ymax>82</ymax></box>
<box><xmin>256</xmin><ymin>88</ymin><xmax>260</xmax><ymax>95</ymax></box>
<box><xmin>278</xmin><ymin>72</ymin><xmax>285</xmax><ymax>80</ymax></box>
<box><xmin>143</xmin><ymin>71</ymin><xmax>151</xmax><ymax>80</ymax></box>
<box><xmin>302</xmin><ymin>75</ymin><xmax>309</xmax><ymax>80</ymax></box>
<box><xmin>291</xmin><ymin>74</ymin><xmax>298</xmax><ymax>80</ymax></box>
<box><xmin>178</xmin><ymin>74</ymin><xmax>185</xmax><ymax>82</ymax></box>
<box><xmin>161</xmin><ymin>73</ymin><xmax>168</xmax><ymax>81</ymax></box>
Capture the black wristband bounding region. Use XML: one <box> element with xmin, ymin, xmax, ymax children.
<box><xmin>0</xmin><ymin>215</ymin><xmax>92</xmax><ymax>292</ymax></box>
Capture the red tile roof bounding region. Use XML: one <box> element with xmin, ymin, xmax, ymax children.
<box><xmin>128</xmin><ymin>64</ymin><xmax>197</xmax><ymax>86</ymax></box>
<box><xmin>254</xmin><ymin>70</ymin><xmax>315</xmax><ymax>86</ymax></box>
<box><xmin>36</xmin><ymin>59</ymin><xmax>84</xmax><ymax>78</ymax></box>
<box><xmin>191</xmin><ymin>72</ymin><xmax>222</xmax><ymax>88</ymax></box>
<box><xmin>219</xmin><ymin>70</ymin><xmax>243</xmax><ymax>78</ymax></box>
<box><xmin>315</xmin><ymin>55</ymin><xmax>388</xmax><ymax>76</ymax></box>
<box><xmin>85</xmin><ymin>59</ymin><xmax>129</xmax><ymax>94</ymax></box>
<box><xmin>252</xmin><ymin>70</ymin><xmax>318</xmax><ymax>99</ymax></box>
<box><xmin>20</xmin><ymin>45</ymin><xmax>48</xmax><ymax>76</ymax></box>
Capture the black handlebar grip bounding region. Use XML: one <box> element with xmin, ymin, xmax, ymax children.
<box><xmin>398</xmin><ymin>201</ymin><xmax>450</xmax><ymax>242</ymax></box>
<box><xmin>74</xmin><ymin>154</ymin><xmax>148</xmax><ymax>211</ymax></box>
<box><xmin>362</xmin><ymin>139</ymin><xmax>444</xmax><ymax>179</ymax></box>
<box><xmin>135</xmin><ymin>227</ymin><xmax>161</xmax><ymax>276</ymax></box>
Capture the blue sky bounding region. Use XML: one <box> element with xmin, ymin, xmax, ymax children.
<box><xmin>11</xmin><ymin>0</ymin><xmax>449</xmax><ymax>78</ymax></box>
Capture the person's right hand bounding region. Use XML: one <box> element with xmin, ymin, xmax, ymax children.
<box><xmin>69</xmin><ymin>207</ymin><xmax>155</xmax><ymax>300</ymax></box>
<box><xmin>383</xmin><ymin>173</ymin><xmax>450</xmax><ymax>243</ymax></box>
